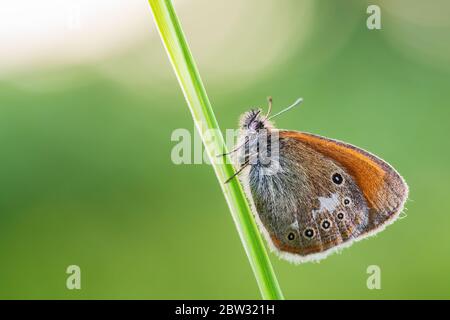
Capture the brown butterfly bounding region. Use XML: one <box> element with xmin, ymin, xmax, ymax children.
<box><xmin>227</xmin><ymin>97</ymin><xmax>408</xmax><ymax>263</ymax></box>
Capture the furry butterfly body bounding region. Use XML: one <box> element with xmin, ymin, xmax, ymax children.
<box><xmin>234</xmin><ymin>102</ymin><xmax>408</xmax><ymax>263</ymax></box>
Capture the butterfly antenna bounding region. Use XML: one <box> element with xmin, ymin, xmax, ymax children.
<box><xmin>267</xmin><ymin>97</ymin><xmax>303</xmax><ymax>120</ymax></box>
<box><xmin>263</xmin><ymin>96</ymin><xmax>273</xmax><ymax>121</ymax></box>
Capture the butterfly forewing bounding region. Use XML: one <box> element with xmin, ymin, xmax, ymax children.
<box><xmin>280</xmin><ymin>131</ymin><xmax>409</xmax><ymax>231</ymax></box>
<box><xmin>244</xmin><ymin>130</ymin><xmax>408</xmax><ymax>262</ymax></box>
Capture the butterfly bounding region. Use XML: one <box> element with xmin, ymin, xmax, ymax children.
<box><xmin>226</xmin><ymin>97</ymin><xmax>409</xmax><ymax>263</ymax></box>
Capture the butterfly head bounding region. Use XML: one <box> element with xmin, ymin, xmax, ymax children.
<box><xmin>239</xmin><ymin>97</ymin><xmax>303</xmax><ymax>133</ymax></box>
<box><xmin>239</xmin><ymin>109</ymin><xmax>273</xmax><ymax>132</ymax></box>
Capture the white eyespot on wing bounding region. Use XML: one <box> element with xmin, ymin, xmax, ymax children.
<box><xmin>290</xmin><ymin>220</ymin><xmax>299</xmax><ymax>230</ymax></box>
<box><xmin>312</xmin><ymin>193</ymin><xmax>340</xmax><ymax>219</ymax></box>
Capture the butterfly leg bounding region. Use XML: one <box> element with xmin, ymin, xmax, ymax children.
<box><xmin>224</xmin><ymin>159</ymin><xmax>250</xmax><ymax>184</ymax></box>
<box><xmin>216</xmin><ymin>136</ymin><xmax>249</xmax><ymax>157</ymax></box>
<box><xmin>216</xmin><ymin>144</ymin><xmax>244</xmax><ymax>157</ymax></box>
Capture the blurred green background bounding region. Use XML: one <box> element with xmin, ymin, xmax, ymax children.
<box><xmin>1</xmin><ymin>0</ymin><xmax>449</xmax><ymax>299</ymax></box>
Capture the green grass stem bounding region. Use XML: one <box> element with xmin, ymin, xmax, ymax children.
<box><xmin>148</xmin><ymin>0</ymin><xmax>284</xmax><ymax>299</ymax></box>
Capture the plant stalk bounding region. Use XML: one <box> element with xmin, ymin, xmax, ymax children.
<box><xmin>148</xmin><ymin>0</ymin><xmax>284</xmax><ymax>299</ymax></box>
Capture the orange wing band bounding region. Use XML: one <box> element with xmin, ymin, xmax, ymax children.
<box><xmin>280</xmin><ymin>131</ymin><xmax>386</xmax><ymax>210</ymax></box>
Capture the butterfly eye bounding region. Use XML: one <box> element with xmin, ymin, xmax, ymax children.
<box><xmin>321</xmin><ymin>219</ymin><xmax>332</xmax><ymax>230</ymax></box>
<box><xmin>337</xmin><ymin>212</ymin><xmax>345</xmax><ymax>220</ymax></box>
<box><xmin>343</xmin><ymin>197</ymin><xmax>352</xmax><ymax>206</ymax></box>
<box><xmin>332</xmin><ymin>173</ymin><xmax>344</xmax><ymax>185</ymax></box>
<box><xmin>287</xmin><ymin>232</ymin><xmax>296</xmax><ymax>241</ymax></box>
<box><xmin>303</xmin><ymin>228</ymin><xmax>315</xmax><ymax>239</ymax></box>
